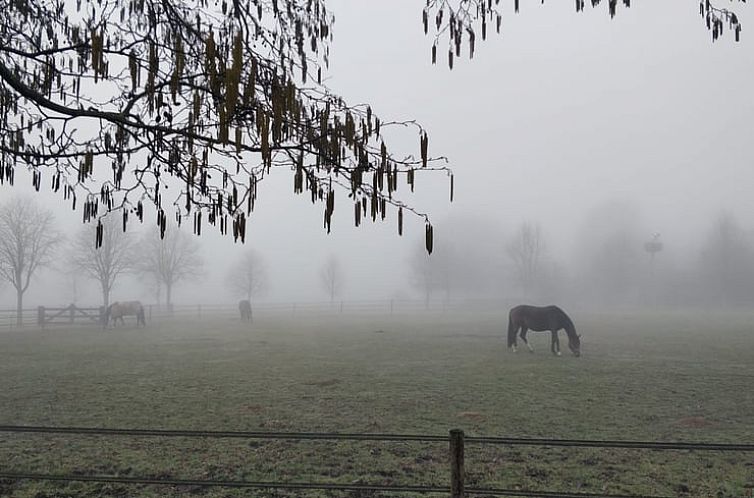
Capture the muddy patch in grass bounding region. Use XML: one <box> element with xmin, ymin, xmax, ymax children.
<box><xmin>676</xmin><ymin>416</ymin><xmax>713</xmax><ymax>428</ymax></box>
<box><xmin>241</xmin><ymin>404</ymin><xmax>264</xmax><ymax>413</ymax></box>
<box><xmin>458</xmin><ymin>411</ymin><xmax>485</xmax><ymax>421</ymax></box>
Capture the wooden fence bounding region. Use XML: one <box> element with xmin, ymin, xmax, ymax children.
<box><xmin>0</xmin><ymin>425</ymin><xmax>752</xmax><ymax>497</ymax></box>
<box><xmin>36</xmin><ymin>305</ymin><xmax>104</xmax><ymax>328</ymax></box>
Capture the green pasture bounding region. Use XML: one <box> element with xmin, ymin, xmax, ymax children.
<box><xmin>0</xmin><ymin>309</ymin><xmax>752</xmax><ymax>497</ymax></box>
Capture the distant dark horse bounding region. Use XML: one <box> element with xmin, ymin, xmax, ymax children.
<box><xmin>104</xmin><ymin>301</ymin><xmax>146</xmax><ymax>329</ymax></box>
<box><xmin>238</xmin><ymin>299</ymin><xmax>252</xmax><ymax>321</ymax></box>
<box><xmin>508</xmin><ymin>305</ymin><xmax>581</xmax><ymax>357</ymax></box>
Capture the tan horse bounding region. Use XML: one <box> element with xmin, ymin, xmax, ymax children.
<box><xmin>105</xmin><ymin>301</ymin><xmax>146</xmax><ymax>328</ymax></box>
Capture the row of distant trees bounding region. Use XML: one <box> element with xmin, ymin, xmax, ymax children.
<box><xmin>0</xmin><ymin>196</ymin><xmax>353</xmax><ymax>325</ymax></box>
<box><xmin>0</xmin><ymin>197</ymin><xmax>269</xmax><ymax>325</ymax></box>
<box><xmin>409</xmin><ymin>208</ymin><xmax>754</xmax><ymax>308</ymax></box>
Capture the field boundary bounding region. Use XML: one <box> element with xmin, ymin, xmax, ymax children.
<box><xmin>0</xmin><ymin>298</ymin><xmax>514</xmax><ymax>330</ymax></box>
<box><xmin>1</xmin><ymin>425</ymin><xmax>752</xmax><ymax>498</ymax></box>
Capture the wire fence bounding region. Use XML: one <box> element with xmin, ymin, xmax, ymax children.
<box><xmin>0</xmin><ymin>297</ymin><xmax>514</xmax><ymax>331</ymax></box>
<box><xmin>1</xmin><ymin>425</ymin><xmax>752</xmax><ymax>498</ymax></box>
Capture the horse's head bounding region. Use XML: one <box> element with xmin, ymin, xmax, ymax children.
<box><xmin>568</xmin><ymin>333</ymin><xmax>582</xmax><ymax>357</ymax></box>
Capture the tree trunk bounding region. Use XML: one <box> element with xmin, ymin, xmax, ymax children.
<box><xmin>166</xmin><ymin>283</ymin><xmax>173</xmax><ymax>313</ymax></box>
<box><xmin>102</xmin><ymin>283</ymin><xmax>109</xmax><ymax>308</ymax></box>
<box><xmin>16</xmin><ymin>288</ymin><xmax>23</xmax><ymax>327</ymax></box>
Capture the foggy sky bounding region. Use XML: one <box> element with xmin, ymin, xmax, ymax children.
<box><xmin>1</xmin><ymin>0</ymin><xmax>752</xmax><ymax>308</ymax></box>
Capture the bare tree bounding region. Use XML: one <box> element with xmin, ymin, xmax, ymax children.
<box><xmin>69</xmin><ymin>218</ymin><xmax>136</xmax><ymax>307</ymax></box>
<box><xmin>320</xmin><ymin>256</ymin><xmax>343</xmax><ymax>303</ymax></box>
<box><xmin>409</xmin><ymin>244</ymin><xmax>441</xmax><ymax>309</ymax></box>
<box><xmin>506</xmin><ymin>222</ymin><xmax>544</xmax><ymax>298</ymax></box>
<box><xmin>138</xmin><ymin>229</ymin><xmax>204</xmax><ymax>310</ymax></box>
<box><xmin>0</xmin><ymin>197</ymin><xmax>62</xmax><ymax>325</ymax></box>
<box><xmin>227</xmin><ymin>249</ymin><xmax>268</xmax><ymax>302</ymax></box>
<box><xmin>575</xmin><ymin>200</ymin><xmax>644</xmax><ymax>304</ymax></box>
<box><xmin>699</xmin><ymin>212</ymin><xmax>754</xmax><ymax>306</ymax></box>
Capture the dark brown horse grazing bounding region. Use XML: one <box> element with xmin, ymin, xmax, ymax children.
<box><xmin>508</xmin><ymin>305</ymin><xmax>580</xmax><ymax>357</ymax></box>
<box><xmin>105</xmin><ymin>301</ymin><xmax>146</xmax><ymax>329</ymax></box>
<box><xmin>238</xmin><ymin>299</ymin><xmax>252</xmax><ymax>321</ymax></box>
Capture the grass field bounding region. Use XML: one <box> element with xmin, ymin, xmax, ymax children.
<box><xmin>0</xmin><ymin>308</ymin><xmax>753</xmax><ymax>497</ymax></box>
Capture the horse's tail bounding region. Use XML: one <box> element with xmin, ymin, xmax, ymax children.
<box><xmin>507</xmin><ymin>309</ymin><xmax>518</xmax><ymax>348</ymax></box>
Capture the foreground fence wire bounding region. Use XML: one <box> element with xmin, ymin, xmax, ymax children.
<box><xmin>1</xmin><ymin>425</ymin><xmax>752</xmax><ymax>498</ymax></box>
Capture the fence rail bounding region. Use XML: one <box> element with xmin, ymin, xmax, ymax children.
<box><xmin>0</xmin><ymin>298</ymin><xmax>515</xmax><ymax>330</ymax></box>
<box><xmin>2</xmin><ymin>425</ymin><xmax>753</xmax><ymax>451</ymax></box>
<box><xmin>1</xmin><ymin>425</ymin><xmax>751</xmax><ymax>498</ymax></box>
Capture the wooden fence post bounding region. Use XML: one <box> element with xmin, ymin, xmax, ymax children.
<box><xmin>148</xmin><ymin>305</ymin><xmax>153</xmax><ymax>321</ymax></box>
<box><xmin>450</xmin><ymin>429</ymin><xmax>465</xmax><ymax>498</ymax></box>
<box><xmin>37</xmin><ymin>306</ymin><xmax>45</xmax><ymax>328</ymax></box>
<box><xmin>69</xmin><ymin>304</ymin><xmax>75</xmax><ymax>324</ymax></box>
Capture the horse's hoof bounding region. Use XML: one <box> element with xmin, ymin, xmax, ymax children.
<box><xmin>556</xmin><ymin>352</ymin><xmax>562</xmax><ymax>356</ymax></box>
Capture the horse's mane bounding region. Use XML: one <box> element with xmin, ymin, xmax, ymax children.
<box><xmin>554</xmin><ymin>307</ymin><xmax>579</xmax><ymax>345</ymax></box>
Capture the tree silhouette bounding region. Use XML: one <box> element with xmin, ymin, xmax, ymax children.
<box><xmin>506</xmin><ymin>222</ymin><xmax>544</xmax><ymax>299</ymax></box>
<box><xmin>227</xmin><ymin>249</ymin><xmax>268</xmax><ymax>302</ymax></box>
<box><xmin>319</xmin><ymin>255</ymin><xmax>343</xmax><ymax>303</ymax></box>
<box><xmin>0</xmin><ymin>197</ymin><xmax>62</xmax><ymax>325</ymax></box>
<box><xmin>138</xmin><ymin>229</ymin><xmax>204</xmax><ymax>310</ymax></box>
<box><xmin>69</xmin><ymin>217</ymin><xmax>135</xmax><ymax>307</ymax></box>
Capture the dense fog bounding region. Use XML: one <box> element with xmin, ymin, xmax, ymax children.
<box><xmin>1</xmin><ymin>0</ymin><xmax>752</xmax><ymax>311</ymax></box>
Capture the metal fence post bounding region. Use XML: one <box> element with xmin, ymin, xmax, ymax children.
<box><xmin>450</xmin><ymin>429</ymin><xmax>465</xmax><ymax>498</ymax></box>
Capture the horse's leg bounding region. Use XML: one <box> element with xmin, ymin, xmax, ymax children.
<box><xmin>520</xmin><ymin>327</ymin><xmax>534</xmax><ymax>353</ymax></box>
<box><xmin>507</xmin><ymin>316</ymin><xmax>517</xmax><ymax>352</ymax></box>
<box><xmin>550</xmin><ymin>331</ymin><xmax>561</xmax><ymax>356</ymax></box>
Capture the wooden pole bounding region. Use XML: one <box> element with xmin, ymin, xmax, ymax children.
<box><xmin>449</xmin><ymin>429</ymin><xmax>465</xmax><ymax>498</ymax></box>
